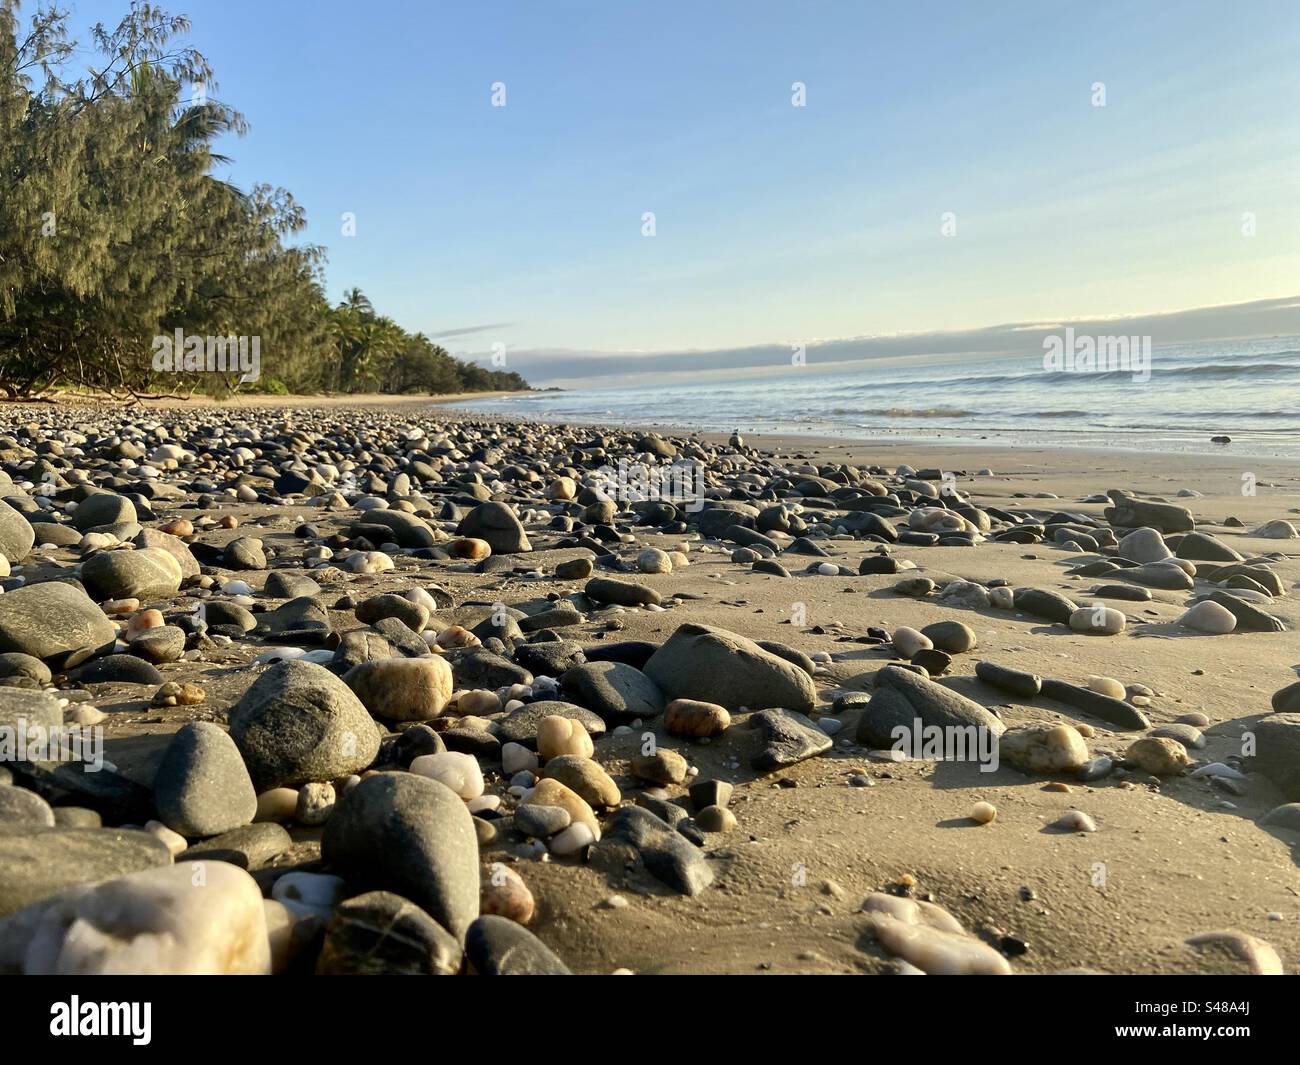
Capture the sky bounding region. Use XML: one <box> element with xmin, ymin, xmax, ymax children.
<box><xmin>57</xmin><ymin>0</ymin><xmax>1300</xmax><ymax>383</ymax></box>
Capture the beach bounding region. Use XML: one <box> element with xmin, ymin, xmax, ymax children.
<box><xmin>0</xmin><ymin>396</ymin><xmax>1296</xmax><ymax>974</ymax></box>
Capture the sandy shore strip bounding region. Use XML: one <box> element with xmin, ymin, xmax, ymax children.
<box><xmin>0</xmin><ymin>401</ymin><xmax>1297</xmax><ymax>975</ymax></box>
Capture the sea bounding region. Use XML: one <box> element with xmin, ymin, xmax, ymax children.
<box><xmin>447</xmin><ymin>335</ymin><xmax>1300</xmax><ymax>459</ymax></box>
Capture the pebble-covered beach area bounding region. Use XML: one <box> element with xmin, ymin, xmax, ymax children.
<box><xmin>0</xmin><ymin>399</ymin><xmax>1297</xmax><ymax>975</ymax></box>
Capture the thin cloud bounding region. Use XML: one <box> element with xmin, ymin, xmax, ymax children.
<box><xmin>425</xmin><ymin>322</ymin><xmax>516</xmax><ymax>341</ymax></box>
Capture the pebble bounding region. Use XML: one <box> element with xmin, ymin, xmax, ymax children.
<box><xmin>1086</xmin><ymin>675</ymin><xmax>1126</xmax><ymax>700</ymax></box>
<box><xmin>1125</xmin><ymin>736</ymin><xmax>1191</xmax><ymax>776</ymax></box>
<box><xmin>254</xmin><ymin>788</ymin><xmax>300</xmax><ymax>823</ymax></box>
<box><xmin>1068</xmin><ymin>605</ymin><xmax>1126</xmax><ymax>635</ymax></box>
<box><xmin>315</xmin><ymin>891</ymin><xmax>461</xmax><ymax>976</ymax></box>
<box><xmin>480</xmin><ymin>864</ymin><xmax>536</xmax><ymax>924</ymax></box>
<box><xmin>549</xmin><ymin>821</ymin><xmax>598</xmax><ymax>856</ymax></box>
<box><xmin>501</xmin><ymin>742</ymin><xmax>540</xmax><ymax>775</ymax></box>
<box><xmin>344</xmin><ymin>656</ymin><xmax>454</xmax><ymax>722</ymax></box>
<box><xmin>271</xmin><ymin>871</ymin><xmax>349</xmax><ymax>920</ymax></box>
<box><xmin>1185</xmin><ymin>931</ymin><xmax>1283</xmax><ymax>975</ymax></box>
<box><xmin>409</xmin><ymin>752</ymin><xmax>485</xmax><ymax>800</ymax></box>
<box><xmin>515</xmin><ymin>803</ymin><xmax>572</xmax><ymax>838</ymax></box>
<box><xmin>999</xmin><ymin>725</ymin><xmax>1090</xmax><ymax>775</ymax></box>
<box><xmin>892</xmin><ymin>626</ymin><xmax>932</xmax><ymax>658</ymax></box>
<box><xmin>664</xmin><ymin>698</ymin><xmax>731</xmax><ymax>737</ymax></box>
<box><xmin>1051</xmin><ymin>810</ymin><xmax>1097</xmax><ymax>832</ymax></box>
<box><xmin>537</xmin><ymin>715</ymin><xmax>595</xmax><ymax>760</ymax></box>
<box><xmin>1178</xmin><ymin>600</ymin><xmax>1237</xmax><ymax>634</ymax></box>
<box><xmin>465</xmin><ymin>914</ymin><xmax>570</xmax><ymax>975</ymax></box>
<box><xmin>295</xmin><ymin>781</ymin><xmax>336</xmax><ymax>825</ymax></box>
<box><xmin>143</xmin><ymin>820</ymin><xmax>188</xmax><ymax>856</ymax></box>
<box><xmin>630</xmin><ymin>748</ymin><xmax>689</xmax><ymax>785</ymax></box>
<box><xmin>152</xmin><ymin>721</ymin><xmax>258</xmax><ymax>838</ymax></box>
<box><xmin>695</xmin><ymin>805</ymin><xmax>737</xmax><ymax>832</ymax></box>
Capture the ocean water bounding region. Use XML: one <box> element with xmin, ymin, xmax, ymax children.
<box><xmin>448</xmin><ymin>335</ymin><xmax>1300</xmax><ymax>459</ymax></box>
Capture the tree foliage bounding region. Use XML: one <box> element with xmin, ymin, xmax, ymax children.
<box><xmin>0</xmin><ymin>1</ymin><xmax>527</xmax><ymax>399</ymax></box>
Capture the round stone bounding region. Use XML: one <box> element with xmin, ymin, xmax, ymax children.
<box><xmin>409</xmin><ymin>751</ymin><xmax>485</xmax><ymax>800</ymax></box>
<box><xmin>1068</xmin><ymin>605</ymin><xmax>1126</xmax><ymax>635</ymax></box>
<box><xmin>1178</xmin><ymin>601</ymin><xmax>1237</xmax><ymax>634</ymax></box>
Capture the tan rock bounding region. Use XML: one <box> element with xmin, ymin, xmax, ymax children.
<box><xmin>664</xmin><ymin>698</ymin><xmax>731</xmax><ymax>738</ymax></box>
<box><xmin>343</xmin><ymin>655</ymin><xmax>453</xmax><ymax>722</ymax></box>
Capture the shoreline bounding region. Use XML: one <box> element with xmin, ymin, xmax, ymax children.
<box><xmin>432</xmin><ymin>398</ymin><xmax>1300</xmax><ymax>463</ymax></box>
<box><xmin>10</xmin><ymin>388</ymin><xmax>1294</xmax><ymax>463</ymax></box>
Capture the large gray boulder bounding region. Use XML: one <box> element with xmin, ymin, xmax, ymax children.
<box><xmin>0</xmin><ymin>582</ymin><xmax>116</xmax><ymax>666</ymax></box>
<box><xmin>643</xmin><ymin>623</ymin><xmax>816</xmax><ymax>712</ymax></box>
<box><xmin>1250</xmin><ymin>713</ymin><xmax>1300</xmax><ymax>800</ymax></box>
<box><xmin>0</xmin><ymin>499</ymin><xmax>34</xmax><ymax>564</ymax></box>
<box><xmin>80</xmin><ymin>547</ymin><xmax>182</xmax><ymax>601</ymax></box>
<box><xmin>228</xmin><ymin>660</ymin><xmax>381</xmax><ymax>790</ymax></box>
<box><xmin>322</xmin><ymin>773</ymin><xmax>479</xmax><ymax>940</ymax></box>
<box><xmin>856</xmin><ymin>664</ymin><xmax>1006</xmax><ymax>748</ymax></box>
<box><xmin>71</xmin><ymin>492</ymin><xmax>137</xmax><ymax>532</ymax></box>
<box><xmin>455</xmin><ymin>501</ymin><xmax>531</xmax><ymax>554</ymax></box>
<box><xmin>152</xmin><ymin>722</ymin><xmax>258</xmax><ymax>838</ymax></box>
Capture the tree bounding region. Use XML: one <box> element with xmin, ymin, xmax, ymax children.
<box><xmin>0</xmin><ymin>1</ymin><xmax>527</xmax><ymax>400</ymax></box>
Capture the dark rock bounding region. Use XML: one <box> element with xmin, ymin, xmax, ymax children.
<box><xmin>579</xmin><ymin>640</ymin><xmax>659</xmax><ymax>670</ymax></box>
<box><xmin>465</xmin><ymin>914</ymin><xmax>570</xmax><ymax>975</ymax></box>
<box><xmin>1203</xmin><ymin>591</ymin><xmax>1286</xmax><ymax>633</ymax></box>
<box><xmin>1039</xmin><ymin>678</ymin><xmax>1150</xmax><ymax>730</ymax></box>
<box><xmin>0</xmin><ymin>828</ymin><xmax>170</xmax><ymax>917</ymax></box>
<box><xmin>455</xmin><ymin>501</ymin><xmax>531</xmax><ymax>554</ymax></box>
<box><xmin>497</xmin><ymin>700</ymin><xmax>606</xmax><ymax>748</ymax></box>
<box><xmin>562</xmin><ymin>660</ymin><xmax>665</xmax><ymax>723</ymax></box>
<box><xmin>228</xmin><ymin>660</ymin><xmax>382</xmax><ymax>790</ymax></box>
<box><xmin>856</xmin><ymin>665</ymin><xmax>1005</xmax><ymax>748</ymax></box>
<box><xmin>514</xmin><ymin>639</ymin><xmax>586</xmax><ymax>677</ymax></box>
<box><xmin>1012</xmin><ymin>587</ymin><xmax>1077</xmax><ymax>623</ymax></box>
<box><xmin>67</xmin><ymin>654</ymin><xmax>164</xmax><ymax>686</ymax></box>
<box><xmin>584</xmin><ymin>577</ymin><xmax>661</xmax><ymax>607</ymax></box>
<box><xmin>180</xmin><ymin>822</ymin><xmax>292</xmax><ymax>868</ymax></box>
<box><xmin>0</xmin><ymin>582</ymin><xmax>116</xmax><ymax>666</ymax></box>
<box><xmin>322</xmin><ymin>773</ymin><xmax>480</xmax><ymax>940</ymax></box>
<box><xmin>1175</xmin><ymin>532</ymin><xmax>1242</xmax><ymax>562</ymax></box>
<box><xmin>449</xmin><ymin>648</ymin><xmax>532</xmax><ymax>690</ymax></box>
<box><xmin>1250</xmin><ymin>713</ymin><xmax>1300</xmax><ymax>799</ymax></box>
<box><xmin>152</xmin><ymin>721</ymin><xmax>257</xmax><ymax>837</ymax></box>
<box><xmin>264</xmin><ymin>571</ymin><xmax>323</xmax><ymax>598</ymax></box>
<box><xmin>689</xmin><ymin>778</ymin><xmax>734</xmax><ymax>810</ymax></box>
<box><xmin>975</xmin><ymin>660</ymin><xmax>1042</xmax><ymax>698</ymax></box>
<box><xmin>749</xmin><ymin>708</ymin><xmax>832</xmax><ymax>770</ymax></box>
<box><xmin>592</xmin><ymin>806</ymin><xmax>714</xmax><ymax>896</ymax></box>
<box><xmin>643</xmin><ymin>623</ymin><xmax>816</xmax><ymax>712</ymax></box>
<box><xmin>317</xmin><ymin>890</ymin><xmax>463</xmax><ymax>975</ymax></box>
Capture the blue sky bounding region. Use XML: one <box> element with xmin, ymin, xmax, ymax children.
<box><xmin>59</xmin><ymin>0</ymin><xmax>1300</xmax><ymax>381</ymax></box>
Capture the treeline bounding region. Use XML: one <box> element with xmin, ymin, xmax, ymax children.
<box><xmin>0</xmin><ymin>1</ymin><xmax>528</xmax><ymax>399</ymax></box>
